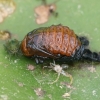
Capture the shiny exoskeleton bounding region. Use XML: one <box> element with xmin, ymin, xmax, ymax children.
<box><xmin>20</xmin><ymin>24</ymin><xmax>100</xmax><ymax>63</ymax></box>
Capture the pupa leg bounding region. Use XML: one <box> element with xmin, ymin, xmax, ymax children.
<box><xmin>35</xmin><ymin>57</ymin><xmax>44</xmax><ymax>64</ymax></box>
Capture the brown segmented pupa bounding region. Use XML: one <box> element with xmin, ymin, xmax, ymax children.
<box><xmin>20</xmin><ymin>24</ymin><xmax>100</xmax><ymax>63</ymax></box>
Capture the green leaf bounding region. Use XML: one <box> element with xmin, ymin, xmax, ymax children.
<box><xmin>0</xmin><ymin>0</ymin><xmax>100</xmax><ymax>100</ymax></box>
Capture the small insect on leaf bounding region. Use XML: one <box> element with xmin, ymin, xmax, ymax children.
<box><xmin>0</xmin><ymin>0</ymin><xmax>16</xmax><ymax>23</ymax></box>
<box><xmin>34</xmin><ymin>0</ymin><xmax>58</xmax><ymax>24</ymax></box>
<box><xmin>0</xmin><ymin>30</ymin><xmax>11</xmax><ymax>40</ymax></box>
<box><xmin>4</xmin><ymin>39</ymin><xmax>21</xmax><ymax>56</ymax></box>
<box><xmin>44</xmin><ymin>61</ymin><xmax>73</xmax><ymax>85</ymax></box>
